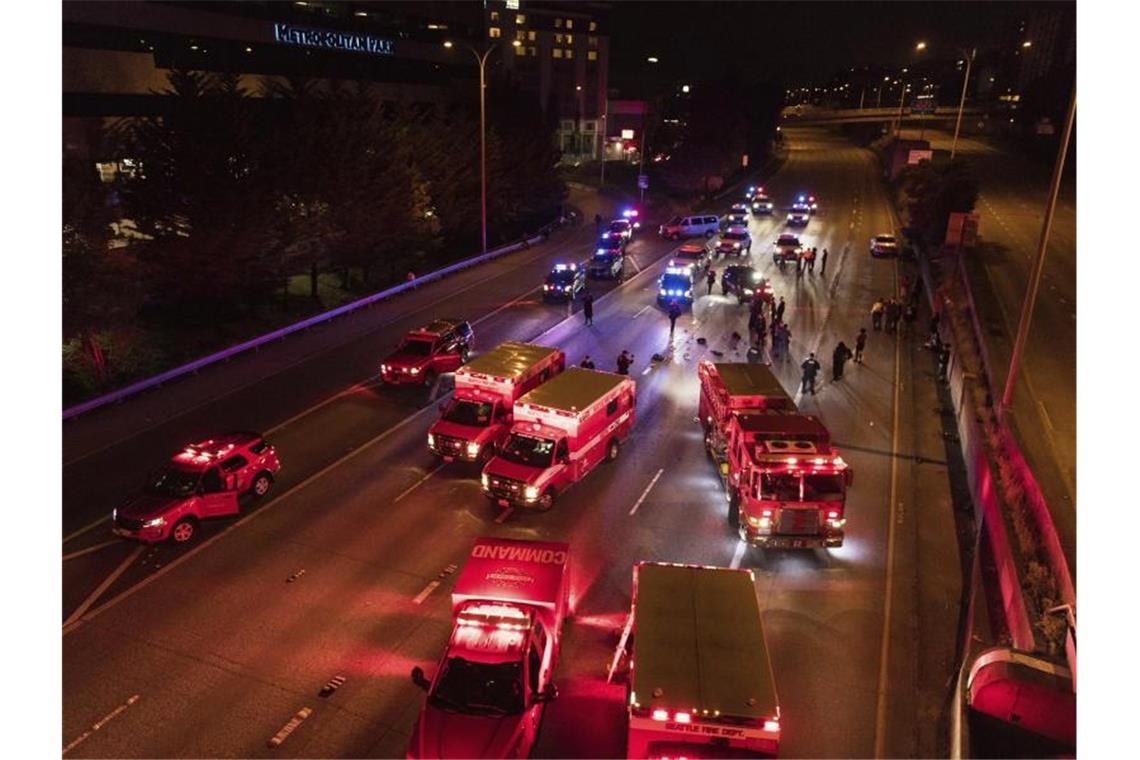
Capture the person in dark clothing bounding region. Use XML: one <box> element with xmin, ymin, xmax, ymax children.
<box><xmin>594</xmin><ymin>213</ymin><xmax>603</xmax><ymax>231</ymax></box>
<box><xmin>579</xmin><ymin>356</ymin><xmax>596</xmax><ymax>369</ymax></box>
<box><xmin>938</xmin><ymin>344</ymin><xmax>951</xmax><ymax>381</ymax></box>
<box><xmin>769</xmin><ymin>296</ymin><xmax>778</xmax><ymax>323</ymax></box>
<box><xmin>582</xmin><ymin>291</ymin><xmax>594</xmax><ymax>325</ymax></box>
<box><xmin>871</xmin><ymin>298</ymin><xmax>885</xmax><ymax>331</ymax></box>
<box><xmin>775</xmin><ymin>296</ymin><xmax>786</xmax><ymax>323</ymax></box>
<box><xmin>617</xmin><ymin>350</ymin><xmax>634</xmax><ymax>375</ymax></box>
<box><xmin>667</xmin><ymin>301</ymin><xmax>682</xmax><ymax>336</ymax></box>
<box><xmin>855</xmin><ymin>328</ymin><xmax>868</xmax><ymax>363</ymax></box>
<box><xmin>902</xmin><ymin>303</ymin><xmax>917</xmax><ymax>335</ymax></box>
<box><xmin>800</xmin><ymin>352</ymin><xmax>821</xmax><ymax>395</ymax></box>
<box><xmin>706</xmin><ymin>268</ymin><xmax>717</xmax><ymax>295</ymax></box>
<box><xmin>820</xmin><ymin>248</ymin><xmax>829</xmax><ymax>276</ymax></box>
<box><xmin>806</xmin><ymin>247</ymin><xmax>816</xmax><ymax>273</ymax></box>
<box><xmin>926</xmin><ymin>312</ymin><xmax>941</xmax><ymax>349</ymax></box>
<box><xmin>832</xmin><ymin>342</ymin><xmax>853</xmax><ymax>381</ymax></box>
<box><xmin>885</xmin><ymin>298</ymin><xmax>901</xmax><ymax>332</ymax></box>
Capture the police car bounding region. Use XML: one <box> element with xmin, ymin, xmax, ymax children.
<box><xmin>543</xmin><ymin>262</ymin><xmax>585</xmax><ymax>301</ymax></box>
<box><xmin>657</xmin><ymin>266</ymin><xmax>694</xmax><ymax>306</ymax></box>
<box><xmin>726</xmin><ymin>211</ymin><xmax>749</xmax><ymax>226</ymax></box>
<box><xmin>716</xmin><ymin>225</ymin><xmax>753</xmax><ymax>256</ymax></box>
<box><xmin>870</xmin><ymin>233</ymin><xmax>899</xmax><ymax>257</ymax></box>
<box><xmin>786</xmin><ymin>209</ymin><xmax>810</xmax><ymax>227</ymax></box>
<box><xmin>607</xmin><ymin>218</ymin><xmax>634</xmax><ymax>243</ymax></box>
<box><xmin>721</xmin><ymin>265</ymin><xmax>772</xmax><ymax>304</ymax></box>
<box><xmin>670</xmin><ymin>242</ymin><xmax>712</xmax><ymax>276</ymax></box>
<box><xmin>730</xmin><ymin>202</ymin><xmax>751</xmax><ymax>217</ymax></box>
<box><xmin>751</xmin><ymin>194</ymin><xmax>775</xmax><ymax>214</ymax></box>
<box><xmin>588</xmin><ymin>244</ymin><xmax>625</xmax><ymax>280</ymax></box>
<box><xmin>791</xmin><ymin>193</ymin><xmax>818</xmax><ymax>213</ymax></box>
<box><xmin>621</xmin><ymin>207</ymin><xmax>642</xmax><ymax>230</ymax></box>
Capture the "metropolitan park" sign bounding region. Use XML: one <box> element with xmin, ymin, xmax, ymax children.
<box><xmin>273</xmin><ymin>22</ymin><xmax>395</xmax><ymax>56</ymax></box>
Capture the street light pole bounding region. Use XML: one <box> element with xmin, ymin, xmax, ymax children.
<box><xmin>894</xmin><ymin>82</ymin><xmax>909</xmax><ymax>137</ymax></box>
<box><xmin>999</xmin><ymin>81</ymin><xmax>1076</xmax><ymax>419</ymax></box>
<box><xmin>950</xmin><ymin>48</ymin><xmax>976</xmax><ymax>161</ymax></box>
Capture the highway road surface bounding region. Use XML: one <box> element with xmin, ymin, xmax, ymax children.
<box><xmin>62</xmin><ymin>127</ymin><xmax>964</xmax><ymax>758</ymax></box>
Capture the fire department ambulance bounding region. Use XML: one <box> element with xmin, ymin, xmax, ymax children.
<box><xmin>698</xmin><ymin>361</ymin><xmax>853</xmax><ymax>548</ymax></box>
<box><xmin>620</xmin><ymin>562</ymin><xmax>781</xmax><ymax>758</ymax></box>
<box><xmin>481</xmin><ymin>368</ymin><xmax>636</xmax><ymax>511</ymax></box>
<box><xmin>428</xmin><ymin>342</ymin><xmax>565</xmax><ymax>464</ymax></box>
<box><xmin>407</xmin><ymin>537</ymin><xmax>570</xmax><ymax>759</ymax></box>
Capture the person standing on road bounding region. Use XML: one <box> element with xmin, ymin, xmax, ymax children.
<box><xmin>582</xmin><ymin>290</ymin><xmax>595</xmax><ymax>326</ymax></box>
<box><xmin>667</xmin><ymin>300</ymin><xmax>682</xmax><ymax>336</ymax></box>
<box><xmin>617</xmin><ymin>350</ymin><xmax>634</xmax><ymax>375</ymax></box>
<box><xmin>580</xmin><ymin>355</ymin><xmax>596</xmax><ymax>369</ymax></box>
<box><xmin>926</xmin><ymin>312</ymin><xmax>941</xmax><ymax>348</ymax></box>
<box><xmin>595</xmin><ymin>213</ymin><xmax>603</xmax><ymax>231</ymax></box>
<box><xmin>871</xmin><ymin>298</ymin><xmax>885</xmax><ymax>331</ymax></box>
<box><xmin>706</xmin><ymin>268</ymin><xmax>717</xmax><ymax>295</ymax></box>
<box><xmin>806</xmin><ymin>247</ymin><xmax>816</xmax><ymax>274</ymax></box>
<box><xmin>855</xmin><ymin>328</ymin><xmax>868</xmax><ymax>363</ymax></box>
<box><xmin>820</xmin><ymin>248</ymin><xmax>829</xmax><ymax>276</ymax></box>
<box><xmin>800</xmin><ymin>352</ymin><xmax>821</xmax><ymax>395</ymax></box>
<box><xmin>902</xmin><ymin>302</ymin><xmax>917</xmax><ymax>336</ymax></box>
<box><xmin>832</xmin><ymin>341</ymin><xmax>853</xmax><ymax>381</ymax></box>
<box><xmin>885</xmin><ymin>298</ymin><xmax>901</xmax><ymax>332</ymax></box>
<box><xmin>938</xmin><ymin>344</ymin><xmax>951</xmax><ymax>381</ymax></box>
<box><xmin>775</xmin><ymin>296</ymin><xmax>786</xmax><ymax>324</ymax></box>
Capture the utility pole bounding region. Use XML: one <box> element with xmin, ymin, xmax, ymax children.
<box><xmin>950</xmin><ymin>48</ymin><xmax>977</xmax><ymax>161</ymax></box>
<box><xmin>1000</xmin><ymin>82</ymin><xmax>1076</xmax><ymax>419</ymax></box>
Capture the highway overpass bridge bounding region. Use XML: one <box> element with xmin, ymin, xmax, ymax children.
<box><xmin>782</xmin><ymin>105</ymin><xmax>990</xmax><ymax>128</ymax></box>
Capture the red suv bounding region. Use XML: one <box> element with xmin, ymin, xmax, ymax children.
<box><xmin>112</xmin><ymin>432</ymin><xmax>281</xmax><ymax>544</ymax></box>
<box><xmin>380</xmin><ymin>319</ymin><xmax>473</xmax><ymax>386</ymax></box>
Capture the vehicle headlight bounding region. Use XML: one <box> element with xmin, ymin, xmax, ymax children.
<box><xmin>685</xmin><ymin>290</ymin><xmax>693</xmax><ymax>298</ymax></box>
<box><xmin>380</xmin><ymin>364</ymin><xmax>388</xmax><ymax>372</ymax></box>
<box><xmin>466</xmin><ymin>441</ymin><xmax>480</xmax><ymax>458</ymax></box>
<box><xmin>747</xmin><ymin>515</ymin><xmax>761</xmax><ymax>528</ymax></box>
<box><xmin>564</xmin><ymin>285</ymin><xmax>572</xmax><ymax>291</ymax></box>
<box><xmin>660</xmin><ymin>288</ymin><xmax>667</xmax><ymax>296</ymax></box>
<box><xmin>743</xmin><ymin>288</ymin><xmax>753</xmax><ymax>295</ymax></box>
<box><xmin>524</xmin><ymin>485</ymin><xmax>540</xmax><ymax>501</ymax></box>
<box><xmin>427</xmin><ymin>433</ymin><xmax>435</xmax><ymax>448</ymax></box>
<box><xmin>142</xmin><ymin>516</ymin><xmax>166</xmax><ymax>528</ymax></box>
<box><xmin>410</xmin><ymin>367</ymin><xmax>420</xmax><ymax>375</ymax></box>
<box><xmin>481</xmin><ymin>473</ymin><xmax>490</xmax><ymax>489</ymax></box>
<box><xmin>733</xmin><ymin>242</ymin><xmax>741</xmax><ymax>249</ymax></box>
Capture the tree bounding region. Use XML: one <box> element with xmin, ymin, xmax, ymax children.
<box><xmin>898</xmin><ymin>158</ymin><xmax>979</xmax><ymax>249</ymax></box>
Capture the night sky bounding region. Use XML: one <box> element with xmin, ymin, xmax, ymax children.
<box><xmin>608</xmin><ymin>1</ymin><xmax>1059</xmax><ymax>89</ymax></box>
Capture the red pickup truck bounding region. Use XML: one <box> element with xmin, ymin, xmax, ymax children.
<box><xmin>380</xmin><ymin>319</ymin><xmax>474</xmax><ymax>386</ymax></box>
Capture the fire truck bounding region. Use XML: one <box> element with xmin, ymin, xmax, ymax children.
<box><xmin>428</xmin><ymin>342</ymin><xmax>565</xmax><ymax>464</ymax></box>
<box><xmin>408</xmin><ymin>537</ymin><xmax>569</xmax><ymax>759</ymax></box>
<box><xmin>698</xmin><ymin>361</ymin><xmax>853</xmax><ymax>549</ymax></box>
<box><xmin>618</xmin><ymin>562</ymin><xmax>781</xmax><ymax>758</ymax></box>
<box><xmin>481</xmin><ymin>367</ymin><xmax>636</xmax><ymax>511</ymax></box>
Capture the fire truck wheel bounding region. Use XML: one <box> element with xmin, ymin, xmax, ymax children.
<box><xmin>605</xmin><ymin>439</ymin><xmax>620</xmax><ymax>462</ymax></box>
<box><xmin>536</xmin><ymin>488</ymin><xmax>556</xmax><ymax>512</ymax></box>
<box><xmin>252</xmin><ymin>472</ymin><xmax>273</xmax><ymax>498</ymax></box>
<box><xmin>170</xmin><ymin>517</ymin><xmax>198</xmax><ymax>544</ymax></box>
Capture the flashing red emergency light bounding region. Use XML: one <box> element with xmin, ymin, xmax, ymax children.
<box><xmin>622</xmin><ymin>208</ymin><xmax>639</xmax><ymax>218</ymax></box>
<box><xmin>652</xmin><ymin>709</ymin><xmax>669</xmax><ymax>721</ymax></box>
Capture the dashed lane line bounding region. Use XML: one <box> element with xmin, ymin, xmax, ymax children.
<box><xmin>267</xmin><ymin>707</ymin><xmax>313</xmax><ymax>748</ymax></box>
<box><xmin>628</xmin><ymin>469</ymin><xmax>665</xmax><ymax>516</ymax></box>
<box><xmin>62</xmin><ymin>694</ymin><xmax>140</xmax><ymax>756</ymax></box>
<box><xmin>392</xmin><ymin>464</ymin><xmax>446</xmax><ymax>504</ymax></box>
<box><xmin>494</xmin><ymin>507</ymin><xmax>514</xmax><ymax>524</ymax></box>
<box><xmin>412</xmin><ymin>580</ymin><xmax>442</xmax><ymax>605</ymax></box>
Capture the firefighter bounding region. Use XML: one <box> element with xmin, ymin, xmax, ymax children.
<box><xmin>617</xmin><ymin>350</ymin><xmax>634</xmax><ymax>375</ymax></box>
<box><xmin>832</xmin><ymin>341</ymin><xmax>853</xmax><ymax>381</ymax></box>
<box><xmin>800</xmin><ymin>352</ymin><xmax>821</xmax><ymax>395</ymax></box>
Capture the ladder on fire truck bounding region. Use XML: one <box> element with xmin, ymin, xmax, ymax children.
<box><xmin>607</xmin><ymin>612</ymin><xmax>635</xmax><ymax>683</ymax></box>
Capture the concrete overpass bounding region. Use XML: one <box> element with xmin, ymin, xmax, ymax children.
<box><xmin>782</xmin><ymin>105</ymin><xmax>989</xmax><ymax>127</ymax></box>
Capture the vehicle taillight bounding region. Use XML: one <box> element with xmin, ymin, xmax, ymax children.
<box><xmin>674</xmin><ymin>711</ymin><xmax>691</xmax><ymax>723</ymax></box>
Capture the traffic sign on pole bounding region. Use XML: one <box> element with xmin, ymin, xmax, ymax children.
<box><xmin>637</xmin><ymin>174</ymin><xmax>649</xmax><ymax>190</ymax></box>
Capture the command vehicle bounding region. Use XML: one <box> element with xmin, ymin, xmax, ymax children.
<box><xmin>428</xmin><ymin>342</ymin><xmax>565</xmax><ymax>464</ymax></box>
<box><xmin>698</xmin><ymin>361</ymin><xmax>853</xmax><ymax>549</ymax></box>
<box><xmin>381</xmin><ymin>319</ymin><xmax>474</xmax><ymax>386</ymax></box>
<box><xmin>772</xmin><ymin>233</ymin><xmax>803</xmax><ymax>264</ymax></box>
<box><xmin>408</xmin><ymin>537</ymin><xmax>569</xmax><ymax>759</ymax></box>
<box><xmin>657</xmin><ymin>266</ymin><xmax>694</xmax><ymax>307</ymax></box>
<box><xmin>721</xmin><ymin>265</ymin><xmax>772</xmax><ymax>304</ymax></box>
<box><xmin>543</xmin><ymin>263</ymin><xmax>585</xmax><ymax>301</ymax></box>
<box><xmin>112</xmin><ymin>432</ymin><xmax>280</xmax><ymax>544</ymax></box>
<box><xmin>618</xmin><ymin>562</ymin><xmax>781</xmax><ymax>759</ymax></box>
<box><xmin>481</xmin><ymin>368</ymin><xmax>636</xmax><ymax>511</ymax></box>
<box><xmin>716</xmin><ymin>225</ymin><xmax>752</xmax><ymax>256</ymax></box>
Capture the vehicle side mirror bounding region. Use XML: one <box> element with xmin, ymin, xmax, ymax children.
<box><xmin>411</xmin><ymin>666</ymin><xmax>430</xmax><ymax>691</ymax></box>
<box><xmin>534</xmin><ymin>683</ymin><xmax>559</xmax><ymax>703</ymax></box>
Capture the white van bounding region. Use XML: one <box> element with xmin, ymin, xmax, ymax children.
<box><xmin>658</xmin><ymin>214</ymin><xmax>721</xmax><ymax>240</ymax></box>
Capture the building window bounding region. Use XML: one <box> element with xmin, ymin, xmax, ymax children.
<box><xmin>490</xmin><ymin>11</ymin><xmax>499</xmax><ymax>21</ymax></box>
<box><xmin>565</xmin><ymin>49</ymin><xmax>574</xmax><ymax>59</ymax></box>
<box><xmin>489</xmin><ymin>27</ymin><xmax>501</xmax><ymax>38</ymax></box>
<box><xmin>528</xmin><ymin>30</ymin><xmax>536</xmax><ymax>41</ymax></box>
<box><xmin>589</xmin><ymin>36</ymin><xmax>598</xmax><ymax>47</ymax></box>
<box><xmin>565</xmin><ymin>34</ymin><xmax>573</xmax><ymax>45</ymax></box>
<box><xmin>587</xmin><ymin>50</ymin><xmax>597</xmax><ymax>61</ymax></box>
<box><xmin>516</xmin><ymin>29</ymin><xmax>525</xmax><ymax>40</ymax></box>
<box><xmin>566</xmin><ymin>19</ymin><xmax>574</xmax><ymax>29</ymax></box>
<box><xmin>555</xmin><ymin>33</ymin><xmax>563</xmax><ymax>43</ymax></box>
<box><xmin>516</xmin><ymin>14</ymin><xmax>526</xmax><ymax>24</ymax></box>
<box><xmin>515</xmin><ymin>43</ymin><xmax>526</xmax><ymax>55</ymax></box>
<box><xmin>589</xmin><ymin>20</ymin><xmax>597</xmax><ymax>31</ymax></box>
<box><xmin>555</xmin><ymin>18</ymin><xmax>562</xmax><ymax>28</ymax></box>
<box><xmin>528</xmin><ymin>46</ymin><xmax>537</xmax><ymax>56</ymax></box>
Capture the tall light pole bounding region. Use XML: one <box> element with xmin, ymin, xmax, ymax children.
<box><xmin>1000</xmin><ymin>82</ymin><xmax>1076</xmax><ymax>419</ymax></box>
<box><xmin>950</xmin><ymin>48</ymin><xmax>977</xmax><ymax>161</ymax></box>
<box><xmin>894</xmin><ymin>81</ymin><xmax>910</xmax><ymax>137</ymax></box>
<box><xmin>444</xmin><ymin>39</ymin><xmax>520</xmax><ymax>255</ymax></box>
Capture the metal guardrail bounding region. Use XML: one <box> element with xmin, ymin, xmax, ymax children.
<box><xmin>63</xmin><ymin>231</ymin><xmax>553</xmax><ymax>421</ymax></box>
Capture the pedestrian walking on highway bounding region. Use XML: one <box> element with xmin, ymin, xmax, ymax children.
<box><xmin>855</xmin><ymin>328</ymin><xmax>868</xmax><ymax>363</ymax></box>
<box><xmin>707</xmin><ymin>268</ymin><xmax>717</xmax><ymax>295</ymax></box>
<box><xmin>937</xmin><ymin>344</ymin><xmax>951</xmax><ymax>381</ymax></box>
<box><xmin>871</xmin><ymin>298</ymin><xmax>885</xmax><ymax>331</ymax></box>
<box><xmin>595</xmin><ymin>213</ymin><xmax>603</xmax><ymax>231</ymax></box>
<box><xmin>926</xmin><ymin>312</ymin><xmax>941</xmax><ymax>348</ymax></box>
<box><xmin>832</xmin><ymin>342</ymin><xmax>854</xmax><ymax>381</ymax></box>
<box><xmin>580</xmin><ymin>355</ymin><xmax>596</xmax><ymax>370</ymax></box>
<box><xmin>806</xmin><ymin>247</ymin><xmax>816</xmax><ymax>274</ymax></box>
<box><xmin>775</xmin><ymin>296</ymin><xmax>786</xmax><ymax>324</ymax></box>
<box><xmin>769</xmin><ymin>296</ymin><xmax>778</xmax><ymax>323</ymax></box>
<box><xmin>406</xmin><ymin>270</ymin><xmax>417</xmax><ymax>290</ymax></box>
<box><xmin>617</xmin><ymin>350</ymin><xmax>634</xmax><ymax>375</ymax></box>
<box><xmin>667</xmin><ymin>300</ymin><xmax>682</xmax><ymax>336</ymax></box>
<box><xmin>902</xmin><ymin>303</ymin><xmax>917</xmax><ymax>336</ymax></box>
<box><xmin>885</xmin><ymin>298</ymin><xmax>901</xmax><ymax>332</ymax></box>
<box><xmin>820</xmin><ymin>248</ymin><xmax>829</xmax><ymax>276</ymax></box>
<box><xmin>800</xmin><ymin>352</ymin><xmax>821</xmax><ymax>395</ymax></box>
<box><xmin>582</xmin><ymin>290</ymin><xmax>595</xmax><ymax>325</ymax></box>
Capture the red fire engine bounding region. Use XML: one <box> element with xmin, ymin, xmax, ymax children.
<box><xmin>428</xmin><ymin>342</ymin><xmax>565</xmax><ymax>464</ymax></box>
<box><xmin>407</xmin><ymin>537</ymin><xmax>569</xmax><ymax>759</ymax></box>
<box><xmin>481</xmin><ymin>368</ymin><xmax>636</xmax><ymax>511</ymax></box>
<box><xmin>698</xmin><ymin>361</ymin><xmax>853</xmax><ymax>548</ymax></box>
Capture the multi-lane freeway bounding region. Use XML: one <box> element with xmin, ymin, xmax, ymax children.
<box><xmin>62</xmin><ymin>127</ymin><xmax>965</xmax><ymax>758</ymax></box>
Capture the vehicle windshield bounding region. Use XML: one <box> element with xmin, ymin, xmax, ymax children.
<box><xmin>778</xmin><ymin>237</ymin><xmax>800</xmax><ymax>247</ymax></box>
<box><xmin>593</xmin><ymin>250</ymin><xmax>618</xmax><ymax>262</ymax></box>
<box><xmin>758</xmin><ymin>472</ymin><xmax>801</xmax><ymax>501</ymax></box>
<box><xmin>548</xmin><ymin>270</ymin><xmax>576</xmax><ymax>284</ymax></box>
<box><xmin>442</xmin><ymin>399</ymin><xmax>493</xmax><ymax>427</ymax></box>
<box><xmin>667</xmin><ymin>216</ymin><xmax>682</xmax><ymax>225</ymax></box>
<box><xmin>400</xmin><ymin>338</ymin><xmax>434</xmax><ymax>356</ymax></box>
<box><xmin>804</xmin><ymin>473</ymin><xmax>846</xmax><ymax>501</ymax></box>
<box><xmin>724</xmin><ymin>231</ymin><xmax>748</xmax><ymax>240</ymax></box>
<box><xmin>661</xmin><ymin>274</ymin><xmax>692</xmax><ymax>290</ymax></box>
<box><xmin>609</xmin><ymin>222</ymin><xmax>629</xmax><ymax>232</ymax></box>
<box><xmin>876</xmin><ymin>235</ymin><xmax>896</xmax><ymax>244</ymax></box>
<box><xmin>146</xmin><ymin>466</ymin><xmax>200</xmax><ymax>497</ymax></box>
<box><xmin>498</xmin><ymin>434</ymin><xmax>555</xmax><ymax>467</ymax></box>
<box><xmin>430</xmin><ymin>657</ymin><xmax>524</xmax><ymax>716</ymax></box>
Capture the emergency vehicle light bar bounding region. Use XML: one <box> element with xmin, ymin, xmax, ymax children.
<box><xmin>553</xmin><ymin>263</ymin><xmax>577</xmax><ymax>271</ymax></box>
<box><xmin>456</xmin><ymin>603</ymin><xmax>532</xmax><ymax>631</ymax></box>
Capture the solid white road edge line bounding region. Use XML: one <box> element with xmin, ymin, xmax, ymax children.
<box><xmin>62</xmin><ymin>693</ymin><xmax>140</xmax><ymax>756</ymax></box>
<box><xmin>628</xmin><ymin>469</ymin><xmax>664</xmax><ymax>516</ymax></box>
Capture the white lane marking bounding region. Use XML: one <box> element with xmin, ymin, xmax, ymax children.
<box><xmin>627</xmin><ymin>255</ymin><xmax>642</xmax><ymax>273</ymax></box>
<box><xmin>412</xmin><ymin>580</ymin><xmax>442</xmax><ymax>605</ymax></box>
<box><xmin>494</xmin><ymin>507</ymin><xmax>514</xmax><ymax>524</ymax></box>
<box><xmin>394</xmin><ymin>464</ymin><xmax>446</xmax><ymax>504</ymax></box>
<box><xmin>872</xmin><ymin>256</ymin><xmax>905</xmax><ymax>759</ymax></box>
<box><xmin>628</xmin><ymin>469</ymin><xmax>665</xmax><ymax>516</ymax></box>
<box><xmin>63</xmin><ymin>545</ymin><xmax>144</xmax><ymax>629</ymax></box>
<box><xmin>63</xmin><ymin>515</ymin><xmax>111</xmax><ymax>545</ymax></box>
<box><xmin>62</xmin><ymin>694</ymin><xmax>141</xmax><ymax>755</ymax></box>
<box><xmin>640</xmin><ymin>365</ymin><xmax>652</xmax><ymax>376</ymax></box>
<box><xmin>633</xmin><ymin>304</ymin><xmax>653</xmax><ymax>319</ymax></box>
<box><xmin>267</xmin><ymin>706</ymin><xmax>313</xmax><ymax>748</ymax></box>
<box><xmin>63</xmin><ymin>539</ymin><xmax>120</xmax><ymax>562</ymax></box>
<box><xmin>729</xmin><ymin>540</ymin><xmax>747</xmax><ymax>569</ymax></box>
